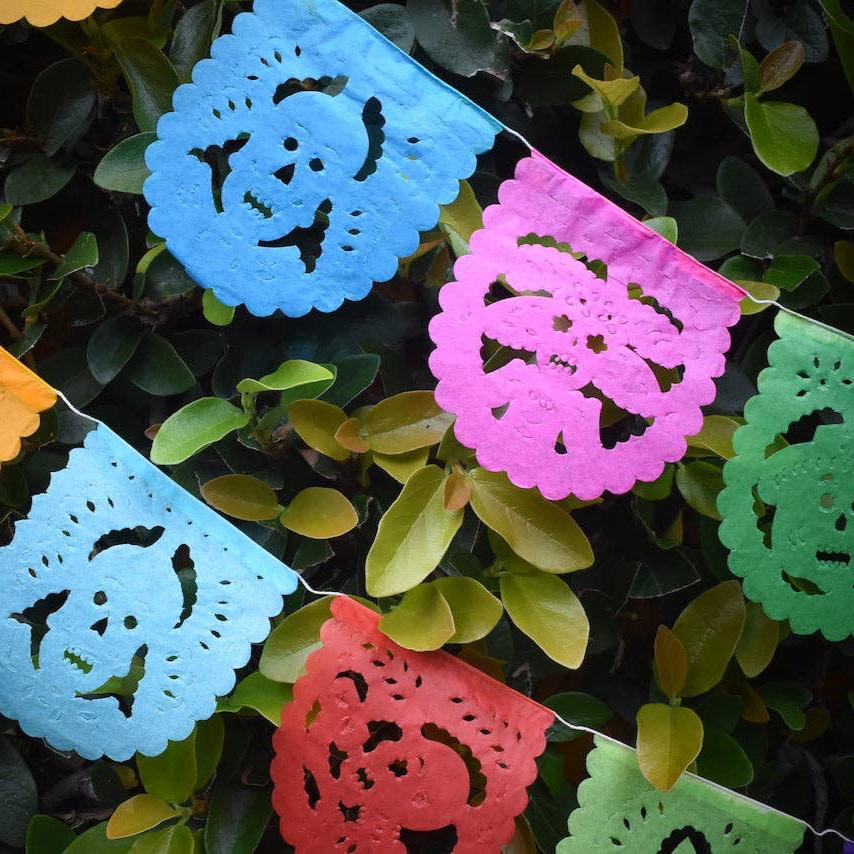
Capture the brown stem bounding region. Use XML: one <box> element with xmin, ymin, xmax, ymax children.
<box><xmin>6</xmin><ymin>221</ymin><xmax>157</xmax><ymax>318</ymax></box>
<box><xmin>0</xmin><ymin>305</ymin><xmax>22</xmax><ymax>340</ymax></box>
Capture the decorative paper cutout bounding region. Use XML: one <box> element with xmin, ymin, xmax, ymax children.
<box><xmin>557</xmin><ymin>737</ymin><xmax>805</xmax><ymax>853</ymax></box>
<box><xmin>0</xmin><ymin>347</ymin><xmax>56</xmax><ymax>464</ymax></box>
<box><xmin>271</xmin><ymin>597</ymin><xmax>553</xmax><ymax>853</ymax></box>
<box><xmin>0</xmin><ymin>0</ymin><xmax>122</xmax><ymax>26</ymax></box>
<box><xmin>719</xmin><ymin>312</ymin><xmax>854</xmax><ymax>640</ymax></box>
<box><xmin>144</xmin><ymin>0</ymin><xmax>500</xmax><ymax>318</ymax></box>
<box><xmin>0</xmin><ymin>424</ymin><xmax>297</xmax><ymax>761</ymax></box>
<box><xmin>429</xmin><ymin>153</ymin><xmax>743</xmax><ymax>500</ymax></box>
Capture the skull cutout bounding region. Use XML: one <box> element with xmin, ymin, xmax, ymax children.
<box><xmin>557</xmin><ymin>738</ymin><xmax>805</xmax><ymax>853</ymax></box>
<box><xmin>144</xmin><ymin>0</ymin><xmax>500</xmax><ymax>317</ymax></box>
<box><xmin>429</xmin><ymin>154</ymin><xmax>742</xmax><ymax>501</ymax></box>
<box><xmin>271</xmin><ymin>597</ymin><xmax>554</xmax><ymax>853</ymax></box>
<box><xmin>720</xmin><ymin>312</ymin><xmax>854</xmax><ymax>640</ymax></box>
<box><xmin>0</xmin><ymin>425</ymin><xmax>297</xmax><ymax>760</ymax></box>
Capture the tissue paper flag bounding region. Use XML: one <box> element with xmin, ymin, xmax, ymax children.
<box><xmin>0</xmin><ymin>346</ymin><xmax>56</xmax><ymax>464</ymax></box>
<box><xmin>0</xmin><ymin>0</ymin><xmax>122</xmax><ymax>26</ymax></box>
<box><xmin>718</xmin><ymin>312</ymin><xmax>854</xmax><ymax>640</ymax></box>
<box><xmin>271</xmin><ymin>597</ymin><xmax>553</xmax><ymax>853</ymax></box>
<box><xmin>429</xmin><ymin>153</ymin><xmax>743</xmax><ymax>500</ymax></box>
<box><xmin>0</xmin><ymin>424</ymin><xmax>297</xmax><ymax>760</ymax></box>
<box><xmin>144</xmin><ymin>0</ymin><xmax>500</xmax><ymax>318</ymax></box>
<box><xmin>557</xmin><ymin>737</ymin><xmax>804</xmax><ymax>853</ymax></box>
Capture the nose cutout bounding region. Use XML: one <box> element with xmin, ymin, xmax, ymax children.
<box><xmin>836</xmin><ymin>514</ymin><xmax>847</xmax><ymax>532</ymax></box>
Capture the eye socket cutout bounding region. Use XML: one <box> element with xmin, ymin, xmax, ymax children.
<box><xmin>93</xmin><ymin>591</ymin><xmax>107</xmax><ymax>605</ymax></box>
<box><xmin>309</xmin><ymin>158</ymin><xmax>324</xmax><ymax>172</ymax></box>
<box><xmin>284</xmin><ymin>137</ymin><xmax>299</xmax><ymax>151</ymax></box>
<box><xmin>124</xmin><ymin>616</ymin><xmax>138</xmax><ymax>630</ymax></box>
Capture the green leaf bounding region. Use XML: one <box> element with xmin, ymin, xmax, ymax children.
<box><xmin>321</xmin><ymin>353</ymin><xmax>381</xmax><ymax>408</ymax></box>
<box><xmin>407</xmin><ymin>0</ymin><xmax>498</xmax><ymax>78</ymax></box>
<box><xmin>366</xmin><ymin>465</ymin><xmax>463</xmax><ymax>596</ymax></box>
<box><xmin>260</xmin><ymin>598</ymin><xmax>333</xmax><ymax>683</ymax></box>
<box><xmin>644</xmin><ymin>216</ymin><xmax>678</xmax><ymax>243</ymax></box>
<box><xmin>500</xmin><ymin>571</ymin><xmax>589</xmax><ymax>668</ymax></box>
<box><xmin>675</xmin><ymin>461</ymin><xmax>724</xmax><ymax>520</ymax></box>
<box><xmin>137</xmin><ymin>732</ymin><xmax>197</xmax><ymax>804</ymax></box>
<box><xmin>129</xmin><ymin>825</ymin><xmax>194</xmax><ymax>854</ymax></box>
<box><xmin>715</xmin><ymin>156</ymin><xmax>773</xmax><ymax>223</ymax></box>
<box><xmin>237</xmin><ymin>359</ymin><xmax>334</xmax><ymax>401</ymax></box>
<box><xmin>439</xmin><ymin>179</ymin><xmax>483</xmax><ymax>246</ymax></box>
<box><xmin>763</xmin><ymin>254</ymin><xmax>820</xmax><ymax>291</ymax></box>
<box><xmin>66</xmin><ymin>823</ymin><xmax>135</xmax><ymax>853</ymax></box>
<box><xmin>760</xmin><ymin>681</ymin><xmax>811</xmax><ymax>730</ymax></box>
<box><xmin>94</xmin><ymin>134</ymin><xmax>155</xmax><ymax>194</ymax></box>
<box><xmin>87</xmin><ymin>316</ymin><xmax>144</xmax><ymax>385</ymax></box>
<box><xmin>202</xmin><ymin>289</ymin><xmax>235</xmax><ymax>326</ymax></box>
<box><xmin>686</xmin><ymin>415</ymin><xmax>739</xmax><ymax>459</ymax></box>
<box><xmin>217</xmin><ymin>672</ymin><xmax>292</xmax><ymax>724</ymax></box>
<box><xmin>4</xmin><ymin>156</ymin><xmax>75</xmax><ymax>206</ymax></box>
<box><xmin>655</xmin><ymin>625</ymin><xmax>688</xmax><ymax>699</ymax></box>
<box><xmin>201</xmin><ymin>474</ymin><xmax>281</xmax><ymax>521</ymax></box>
<box><xmin>672</xmin><ymin>581</ymin><xmax>746</xmax><ymax>697</ymax></box>
<box><xmin>151</xmin><ymin>398</ymin><xmax>249</xmax><ymax>465</ymax></box>
<box><xmin>106</xmin><ymin>795</ymin><xmax>181</xmax><ymax>839</ymax></box>
<box><xmin>688</xmin><ymin>0</ymin><xmax>748</xmax><ymax>68</ymax></box>
<box><xmin>544</xmin><ymin>692</ymin><xmax>611</xmax><ymax>742</ymax></box>
<box><xmin>360</xmin><ymin>3</ymin><xmax>416</xmax><ymax>52</ymax></box>
<box><xmin>192</xmin><ymin>716</ymin><xmax>224</xmax><ymax>792</ymax></box>
<box><xmin>0</xmin><ymin>737</ymin><xmax>37</xmax><ymax>847</ymax></box>
<box><xmin>169</xmin><ymin>0</ymin><xmax>223</xmax><ymax>82</ymax></box>
<box><xmin>735</xmin><ymin>603</ymin><xmax>779</xmax><ymax>677</ymax></box>
<box><xmin>0</xmin><ymin>252</ymin><xmax>46</xmax><ymax>276</ymax></box>
<box><xmin>144</xmin><ymin>250</ymin><xmax>198</xmax><ymax>299</ymax></box>
<box><xmin>27</xmin><ymin>58</ymin><xmax>96</xmax><ymax>157</ymax></box>
<box><xmin>696</xmin><ymin>728</ymin><xmax>753</xmax><ymax>787</ymax></box>
<box><xmin>468</xmin><ymin>469</ymin><xmax>593</xmax><ymax>573</ymax></box>
<box><xmin>744</xmin><ymin>95</ymin><xmax>819</xmax><ymax>176</ymax></box>
<box><xmin>671</xmin><ymin>195</ymin><xmax>745</xmax><ymax>261</ymax></box>
<box><xmin>432</xmin><ymin>576</ymin><xmax>503</xmax><ymax>643</ymax></box>
<box><xmin>379</xmin><ymin>584</ymin><xmax>456</xmax><ymax>651</ymax></box>
<box><xmin>758</xmin><ymin>40</ymin><xmax>805</xmax><ymax>92</ymax></box>
<box><xmin>740</xmin><ymin>209</ymin><xmax>798</xmax><ymax>259</ymax></box>
<box><xmin>115</xmin><ymin>39</ymin><xmax>179</xmax><ymax>133</ymax></box>
<box><xmin>125</xmin><ymin>335</ymin><xmax>196</xmax><ymax>396</ymax></box>
<box><xmin>360</xmin><ymin>390</ymin><xmax>454</xmax><ymax>454</ymax></box>
<box><xmin>203</xmin><ymin>783</ymin><xmax>272</xmax><ymax>854</ymax></box>
<box><xmin>50</xmin><ymin>231</ymin><xmax>98</xmax><ymax>280</ymax></box>
<box><xmin>280</xmin><ymin>487</ymin><xmax>358</xmax><ymax>539</ymax></box>
<box><xmin>636</xmin><ymin>703</ymin><xmax>704</xmax><ymax>791</ymax></box>
<box><xmin>26</xmin><ymin>816</ymin><xmax>76</xmax><ymax>854</ymax></box>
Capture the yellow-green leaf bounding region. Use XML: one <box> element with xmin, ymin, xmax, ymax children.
<box><xmin>280</xmin><ymin>487</ymin><xmax>358</xmax><ymax>539</ymax></box>
<box><xmin>500</xmin><ymin>571</ymin><xmax>589</xmax><ymax>668</ymax></box>
<box><xmin>735</xmin><ymin>603</ymin><xmax>779</xmax><ymax>678</ymax></box>
<box><xmin>288</xmin><ymin>399</ymin><xmax>349</xmax><ymax>461</ymax></box>
<box><xmin>654</xmin><ymin>625</ymin><xmax>688</xmax><ymax>699</ymax></box>
<box><xmin>201</xmin><ymin>290</ymin><xmax>235</xmax><ymax>327</ymax></box>
<box><xmin>366</xmin><ymin>465</ymin><xmax>463</xmax><ymax>596</ymax></box>
<box><xmin>636</xmin><ymin>703</ymin><xmax>704</xmax><ymax>791</ymax></box>
<box><xmin>379</xmin><ymin>584</ymin><xmax>456</xmax><ymax>651</ymax></box>
<box><xmin>553</xmin><ymin>0</ymin><xmax>583</xmax><ymax>42</ymax></box>
<box><xmin>675</xmin><ymin>461</ymin><xmax>724</xmax><ymax>520</ymax></box>
<box><xmin>236</xmin><ymin>360</ymin><xmax>334</xmax><ymax>398</ymax></box>
<box><xmin>360</xmin><ymin>391</ymin><xmax>454</xmax><ymax>454</ymax></box>
<box><xmin>744</xmin><ymin>96</ymin><xmax>819</xmax><ymax>177</ymax></box>
<box><xmin>129</xmin><ymin>825</ymin><xmax>193</xmax><ymax>854</ymax></box>
<box><xmin>584</xmin><ymin>0</ymin><xmax>623</xmax><ymax>70</ymax></box>
<box><xmin>737</xmin><ymin>279</ymin><xmax>780</xmax><ymax>314</ymax></box>
<box><xmin>443</xmin><ymin>470</ymin><xmax>472</xmax><ymax>511</ymax></box>
<box><xmin>469</xmin><ymin>469</ymin><xmax>593</xmax><ymax>573</ymax></box>
<box><xmin>334</xmin><ymin>417</ymin><xmax>369</xmax><ymax>453</ymax></box>
<box><xmin>136</xmin><ymin>733</ymin><xmax>197</xmax><ymax>804</ymax></box>
<box><xmin>433</xmin><ymin>577</ymin><xmax>503</xmax><ymax>643</ymax></box>
<box><xmin>260</xmin><ymin>597</ymin><xmax>333</xmax><ymax>683</ymax></box>
<box><xmin>685</xmin><ymin>415</ymin><xmax>740</xmax><ymax>460</ymax></box>
<box><xmin>372</xmin><ymin>447</ymin><xmax>430</xmax><ymax>484</ymax></box>
<box><xmin>106</xmin><ymin>796</ymin><xmax>180</xmax><ymax>840</ymax></box>
<box><xmin>571</xmin><ymin>65</ymin><xmax>640</xmax><ymax>107</ymax></box>
<box><xmin>200</xmin><ymin>474</ymin><xmax>280</xmax><ymax>522</ymax></box>
<box><xmin>217</xmin><ymin>672</ymin><xmax>293</xmax><ymax>724</ymax></box>
<box><xmin>602</xmin><ymin>102</ymin><xmax>688</xmax><ymax>139</ymax></box>
<box><xmin>758</xmin><ymin>41</ymin><xmax>805</xmax><ymax>93</ymax></box>
<box><xmin>835</xmin><ymin>240</ymin><xmax>854</xmax><ymax>283</ymax></box>
<box><xmin>439</xmin><ymin>180</ymin><xmax>483</xmax><ymax>244</ymax></box>
<box><xmin>673</xmin><ymin>581</ymin><xmax>746</xmax><ymax>697</ymax></box>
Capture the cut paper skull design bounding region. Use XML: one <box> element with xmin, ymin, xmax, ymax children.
<box><xmin>719</xmin><ymin>312</ymin><xmax>854</xmax><ymax>640</ymax></box>
<box><xmin>0</xmin><ymin>346</ymin><xmax>56</xmax><ymax>464</ymax></box>
<box><xmin>271</xmin><ymin>597</ymin><xmax>553</xmax><ymax>853</ymax></box>
<box><xmin>429</xmin><ymin>153</ymin><xmax>743</xmax><ymax>500</ymax></box>
<box><xmin>144</xmin><ymin>0</ymin><xmax>500</xmax><ymax>318</ymax></box>
<box><xmin>0</xmin><ymin>425</ymin><xmax>297</xmax><ymax>760</ymax></box>
<box><xmin>0</xmin><ymin>0</ymin><xmax>123</xmax><ymax>26</ymax></box>
<box><xmin>557</xmin><ymin>737</ymin><xmax>805</xmax><ymax>853</ymax></box>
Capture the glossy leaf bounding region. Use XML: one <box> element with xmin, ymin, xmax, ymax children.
<box><xmin>25</xmin><ymin>816</ymin><xmax>76</xmax><ymax>854</ymax></box>
<box><xmin>654</xmin><ymin>625</ymin><xmax>688</xmax><ymax>699</ymax></box>
<box><xmin>758</xmin><ymin>40</ymin><xmax>805</xmax><ymax>92</ymax></box>
<box><xmin>204</xmin><ymin>783</ymin><xmax>272</xmax><ymax>854</ymax></box>
<box><xmin>372</xmin><ymin>447</ymin><xmax>429</xmax><ymax>484</ymax></box>
<box><xmin>675</xmin><ymin>461</ymin><xmax>724</xmax><ymax>520</ymax></box>
<box><xmin>744</xmin><ymin>96</ymin><xmax>819</xmax><ymax>176</ymax></box>
<box><xmin>151</xmin><ymin>398</ymin><xmax>249</xmax><ymax>465</ymax></box>
<box><xmin>136</xmin><ymin>732</ymin><xmax>197</xmax><ymax>804</ymax></box>
<box><xmin>260</xmin><ymin>597</ymin><xmax>333</xmax><ymax>683</ymax></box>
<box><xmin>366</xmin><ymin>465</ymin><xmax>463</xmax><ymax>596</ymax></box>
<box><xmin>359</xmin><ymin>390</ymin><xmax>454</xmax><ymax>454</ymax></box>
<box><xmin>114</xmin><ymin>39</ymin><xmax>179</xmax><ymax>133</ymax></box>
<box><xmin>106</xmin><ymin>796</ymin><xmax>181</xmax><ymax>839</ymax></box>
<box><xmin>432</xmin><ymin>576</ymin><xmax>503</xmax><ymax>643</ymax></box>
<box><xmin>697</xmin><ymin>729</ymin><xmax>754</xmax><ymax>787</ymax></box>
<box><xmin>202</xmin><ymin>289</ymin><xmax>235</xmax><ymax>326</ymax></box>
<box><xmin>500</xmin><ymin>571</ymin><xmax>589</xmax><ymax>669</ymax></box>
<box><xmin>128</xmin><ymin>825</ymin><xmax>193</xmax><ymax>854</ymax></box>
<box><xmin>94</xmin><ymin>134</ymin><xmax>155</xmax><ymax>194</ymax></box>
<box><xmin>469</xmin><ymin>469</ymin><xmax>593</xmax><ymax>573</ymax></box>
<box><xmin>672</xmin><ymin>581</ymin><xmax>746</xmax><ymax>697</ymax></box>
<box><xmin>288</xmin><ymin>400</ymin><xmax>349</xmax><ymax>461</ymax></box>
<box><xmin>280</xmin><ymin>487</ymin><xmax>358</xmax><ymax>538</ymax></box>
<box><xmin>86</xmin><ymin>316</ymin><xmax>144</xmax><ymax>385</ymax></box>
<box><xmin>0</xmin><ymin>738</ymin><xmax>37</xmax><ymax>847</ymax></box>
<box><xmin>379</xmin><ymin>583</ymin><xmax>456</xmax><ymax>651</ymax></box>
<box><xmin>201</xmin><ymin>474</ymin><xmax>281</xmax><ymax>521</ymax></box>
<box><xmin>735</xmin><ymin>602</ymin><xmax>779</xmax><ymax>678</ymax></box>
<box><xmin>4</xmin><ymin>156</ymin><xmax>75</xmax><ymax>205</ymax></box>
<box><xmin>236</xmin><ymin>360</ymin><xmax>334</xmax><ymax>399</ymax></box>
<box><xmin>636</xmin><ymin>703</ymin><xmax>704</xmax><ymax>791</ymax></box>
<box><xmin>217</xmin><ymin>672</ymin><xmax>292</xmax><ymax>724</ymax></box>
<box><xmin>50</xmin><ymin>232</ymin><xmax>98</xmax><ymax>280</ymax></box>
<box><xmin>125</xmin><ymin>335</ymin><xmax>195</xmax><ymax>396</ymax></box>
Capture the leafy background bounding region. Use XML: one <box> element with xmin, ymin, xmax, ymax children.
<box><xmin>1</xmin><ymin>0</ymin><xmax>854</xmax><ymax>851</ymax></box>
